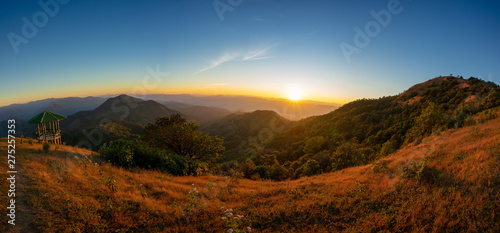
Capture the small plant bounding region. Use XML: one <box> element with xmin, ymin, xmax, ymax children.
<box><xmin>28</xmin><ymin>139</ymin><xmax>33</xmax><ymax>145</ymax></box>
<box><xmin>138</xmin><ymin>184</ymin><xmax>148</xmax><ymax>197</ymax></box>
<box><xmin>400</xmin><ymin>159</ymin><xmax>426</xmax><ymax>181</ymax></box>
<box><xmin>221</xmin><ymin>208</ymin><xmax>251</xmax><ymax>233</ymax></box>
<box><xmin>187</xmin><ymin>185</ymin><xmax>199</xmax><ymax>210</ymax></box>
<box><xmin>184</xmin><ymin>185</ymin><xmax>202</xmax><ymax>223</ymax></box>
<box><xmin>43</xmin><ymin>142</ymin><xmax>51</xmax><ymax>153</ymax></box>
<box><xmin>102</xmin><ymin>176</ymin><xmax>117</xmax><ymax>193</ymax></box>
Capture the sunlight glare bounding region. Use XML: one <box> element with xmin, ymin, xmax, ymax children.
<box><xmin>286</xmin><ymin>84</ymin><xmax>303</xmax><ymax>101</ymax></box>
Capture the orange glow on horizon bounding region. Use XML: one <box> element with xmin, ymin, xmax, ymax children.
<box><xmin>1</xmin><ymin>85</ymin><xmax>348</xmax><ymax>107</ymax></box>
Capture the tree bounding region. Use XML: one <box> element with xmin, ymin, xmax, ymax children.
<box><xmin>143</xmin><ymin>114</ymin><xmax>224</xmax><ymax>174</ymax></box>
<box><xmin>303</xmin><ymin>136</ymin><xmax>326</xmax><ymax>154</ymax></box>
<box><xmin>331</xmin><ymin>140</ymin><xmax>363</xmax><ymax>171</ymax></box>
<box><xmin>413</xmin><ymin>102</ymin><xmax>445</xmax><ymax>136</ymax></box>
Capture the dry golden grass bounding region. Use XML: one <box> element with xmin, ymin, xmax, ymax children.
<box><xmin>1</xmin><ymin>114</ymin><xmax>499</xmax><ymax>232</ymax></box>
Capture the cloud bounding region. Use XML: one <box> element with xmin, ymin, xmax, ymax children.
<box><xmin>196</xmin><ymin>45</ymin><xmax>276</xmax><ymax>74</ymax></box>
<box><xmin>241</xmin><ymin>47</ymin><xmax>272</xmax><ymax>61</ymax></box>
<box><xmin>195</xmin><ymin>52</ymin><xmax>239</xmax><ymax>74</ymax></box>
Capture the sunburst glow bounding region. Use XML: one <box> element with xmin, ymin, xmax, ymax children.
<box><xmin>286</xmin><ymin>85</ymin><xmax>303</xmax><ymax>101</ymax></box>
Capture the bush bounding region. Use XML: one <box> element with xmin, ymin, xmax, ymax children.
<box><xmin>299</xmin><ymin>159</ymin><xmax>320</xmax><ymax>177</ymax></box>
<box><xmin>267</xmin><ymin>163</ymin><xmax>288</xmax><ymax>181</ymax></box>
<box><xmin>43</xmin><ymin>142</ymin><xmax>50</xmax><ymax>153</ymax></box>
<box><xmin>99</xmin><ymin>139</ymin><xmax>188</xmax><ymax>175</ymax></box>
<box><xmin>255</xmin><ymin>165</ymin><xmax>268</xmax><ymax>179</ymax></box>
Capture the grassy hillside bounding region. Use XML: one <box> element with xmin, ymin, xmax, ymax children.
<box><xmin>2</xmin><ymin>110</ymin><xmax>499</xmax><ymax>232</ymax></box>
<box><xmin>266</xmin><ymin>76</ymin><xmax>500</xmax><ymax>178</ymax></box>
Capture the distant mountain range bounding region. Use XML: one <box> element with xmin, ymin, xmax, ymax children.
<box><xmin>135</xmin><ymin>94</ymin><xmax>340</xmax><ymax>120</ymax></box>
<box><xmin>0</xmin><ymin>94</ymin><xmax>340</xmax><ymax>123</ymax></box>
<box><xmin>0</xmin><ymin>96</ymin><xmax>107</xmax><ymax>121</ymax></box>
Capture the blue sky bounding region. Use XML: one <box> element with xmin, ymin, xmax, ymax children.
<box><xmin>1</xmin><ymin>0</ymin><xmax>499</xmax><ymax>106</ymax></box>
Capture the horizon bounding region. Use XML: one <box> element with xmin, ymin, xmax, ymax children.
<box><xmin>1</xmin><ymin>1</ymin><xmax>499</xmax><ymax>107</ymax></box>
<box><xmin>2</xmin><ymin>74</ymin><xmax>498</xmax><ymax>108</ymax></box>
<box><xmin>0</xmin><ymin>91</ymin><xmax>342</xmax><ymax>108</ymax></box>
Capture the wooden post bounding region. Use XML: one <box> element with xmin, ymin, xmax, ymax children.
<box><xmin>43</xmin><ymin>122</ymin><xmax>46</xmax><ymax>142</ymax></box>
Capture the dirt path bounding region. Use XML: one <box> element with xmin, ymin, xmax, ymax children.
<box><xmin>4</xmin><ymin>148</ymin><xmax>39</xmax><ymax>233</ymax></box>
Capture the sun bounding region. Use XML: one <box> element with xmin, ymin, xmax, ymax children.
<box><xmin>286</xmin><ymin>85</ymin><xmax>303</xmax><ymax>101</ymax></box>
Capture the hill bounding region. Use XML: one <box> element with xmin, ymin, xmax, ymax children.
<box><xmin>203</xmin><ymin>110</ymin><xmax>289</xmax><ymax>162</ymax></box>
<box><xmin>2</xmin><ymin>108</ymin><xmax>499</xmax><ymax>232</ymax></box>
<box><xmin>262</xmin><ymin>76</ymin><xmax>500</xmax><ymax>178</ymax></box>
<box><xmin>63</xmin><ymin>94</ymin><xmax>181</xmax><ymax>131</ymax></box>
<box><xmin>60</xmin><ymin>95</ymin><xmax>182</xmax><ymax>150</ymax></box>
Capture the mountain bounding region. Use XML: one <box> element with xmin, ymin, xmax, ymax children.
<box><xmin>204</xmin><ymin>110</ymin><xmax>289</xmax><ymax>161</ymax></box>
<box><xmin>137</xmin><ymin>94</ymin><xmax>340</xmax><ymax>120</ymax></box>
<box><xmin>0</xmin><ymin>96</ymin><xmax>106</xmax><ymax>122</ymax></box>
<box><xmin>63</xmin><ymin>95</ymin><xmax>181</xmax><ymax>132</ymax></box>
<box><xmin>59</xmin><ymin>95</ymin><xmax>182</xmax><ymax>150</ymax></box>
<box><xmin>162</xmin><ymin>101</ymin><xmax>232</xmax><ymax>126</ymax></box>
<box><xmin>263</xmin><ymin>76</ymin><xmax>500</xmax><ymax>177</ymax></box>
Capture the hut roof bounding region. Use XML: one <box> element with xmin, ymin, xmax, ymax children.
<box><xmin>28</xmin><ymin>111</ymin><xmax>67</xmax><ymax>124</ymax></box>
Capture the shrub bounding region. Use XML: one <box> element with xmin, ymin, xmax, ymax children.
<box><xmin>42</xmin><ymin>142</ymin><xmax>50</xmax><ymax>153</ymax></box>
<box><xmin>299</xmin><ymin>159</ymin><xmax>320</xmax><ymax>177</ymax></box>
<box><xmin>255</xmin><ymin>165</ymin><xmax>268</xmax><ymax>179</ymax></box>
<box><xmin>267</xmin><ymin>163</ymin><xmax>288</xmax><ymax>181</ymax></box>
<box><xmin>240</xmin><ymin>159</ymin><xmax>256</xmax><ymax>179</ymax></box>
<box><xmin>99</xmin><ymin>139</ymin><xmax>188</xmax><ymax>175</ymax></box>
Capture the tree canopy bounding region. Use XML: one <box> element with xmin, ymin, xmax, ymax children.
<box><xmin>143</xmin><ymin>114</ymin><xmax>224</xmax><ymax>163</ymax></box>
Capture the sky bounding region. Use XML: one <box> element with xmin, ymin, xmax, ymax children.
<box><xmin>1</xmin><ymin>0</ymin><xmax>499</xmax><ymax>107</ymax></box>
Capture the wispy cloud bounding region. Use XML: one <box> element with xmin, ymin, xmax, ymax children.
<box><xmin>196</xmin><ymin>45</ymin><xmax>276</xmax><ymax>74</ymax></box>
<box><xmin>241</xmin><ymin>47</ymin><xmax>272</xmax><ymax>61</ymax></box>
<box><xmin>195</xmin><ymin>52</ymin><xmax>239</xmax><ymax>74</ymax></box>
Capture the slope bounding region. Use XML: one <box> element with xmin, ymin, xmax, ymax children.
<box><xmin>267</xmin><ymin>76</ymin><xmax>500</xmax><ymax>177</ymax></box>
<box><xmin>3</xmin><ymin>109</ymin><xmax>499</xmax><ymax>232</ymax></box>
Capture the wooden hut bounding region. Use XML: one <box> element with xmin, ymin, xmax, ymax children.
<box><xmin>28</xmin><ymin>111</ymin><xmax>66</xmax><ymax>144</ymax></box>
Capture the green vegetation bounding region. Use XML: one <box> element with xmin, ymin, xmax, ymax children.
<box><xmin>143</xmin><ymin>114</ymin><xmax>224</xmax><ymax>175</ymax></box>
<box><xmin>3</xmin><ymin>113</ymin><xmax>499</xmax><ymax>232</ymax></box>
<box><xmin>62</xmin><ymin>76</ymin><xmax>500</xmax><ymax>182</ymax></box>
<box><xmin>42</xmin><ymin>142</ymin><xmax>50</xmax><ymax>153</ymax></box>
<box><xmin>100</xmin><ymin>114</ymin><xmax>224</xmax><ymax>176</ymax></box>
<box><xmin>237</xmin><ymin>76</ymin><xmax>500</xmax><ymax>180</ymax></box>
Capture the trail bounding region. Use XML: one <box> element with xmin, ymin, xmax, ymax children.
<box><xmin>4</xmin><ymin>148</ymin><xmax>38</xmax><ymax>233</ymax></box>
